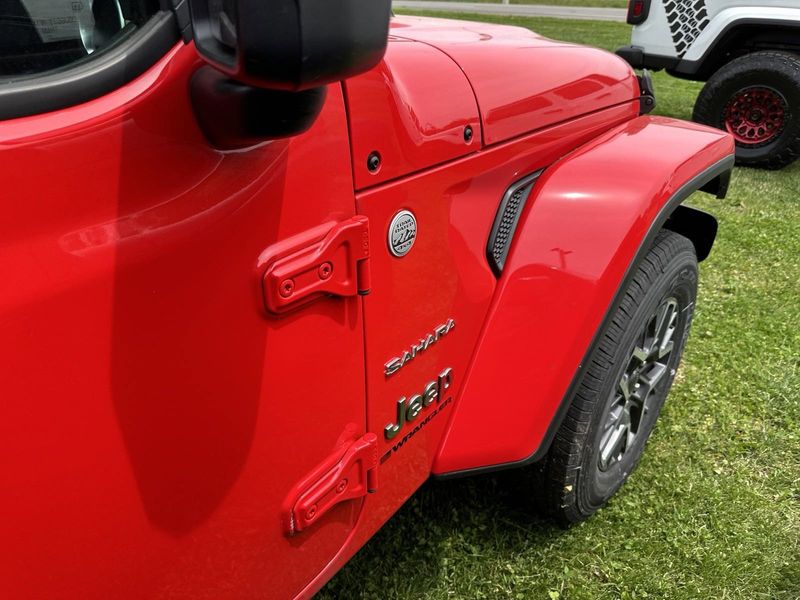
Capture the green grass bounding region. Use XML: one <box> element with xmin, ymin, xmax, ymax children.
<box><xmin>320</xmin><ymin>13</ymin><xmax>800</xmax><ymax>600</ymax></box>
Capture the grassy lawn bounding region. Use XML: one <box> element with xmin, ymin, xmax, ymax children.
<box><xmin>320</xmin><ymin>12</ymin><xmax>800</xmax><ymax>600</ymax></box>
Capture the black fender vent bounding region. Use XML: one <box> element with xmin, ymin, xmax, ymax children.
<box><xmin>487</xmin><ymin>171</ymin><xmax>543</xmax><ymax>277</ymax></box>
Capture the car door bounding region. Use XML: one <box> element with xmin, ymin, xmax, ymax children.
<box><xmin>0</xmin><ymin>4</ymin><xmax>367</xmax><ymax>598</ymax></box>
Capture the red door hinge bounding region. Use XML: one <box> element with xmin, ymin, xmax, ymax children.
<box><xmin>282</xmin><ymin>433</ymin><xmax>379</xmax><ymax>536</ymax></box>
<box><xmin>262</xmin><ymin>216</ymin><xmax>371</xmax><ymax>315</ymax></box>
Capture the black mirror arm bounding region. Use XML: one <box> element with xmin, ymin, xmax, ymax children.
<box><xmin>189</xmin><ymin>66</ymin><xmax>327</xmax><ymax>150</ymax></box>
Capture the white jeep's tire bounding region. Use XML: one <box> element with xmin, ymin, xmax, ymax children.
<box><xmin>693</xmin><ymin>51</ymin><xmax>800</xmax><ymax>170</ymax></box>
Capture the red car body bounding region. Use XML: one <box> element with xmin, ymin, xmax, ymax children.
<box><xmin>0</xmin><ymin>15</ymin><xmax>733</xmax><ymax>599</ymax></box>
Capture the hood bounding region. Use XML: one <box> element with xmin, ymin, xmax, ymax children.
<box><xmin>389</xmin><ymin>16</ymin><xmax>639</xmax><ymax>145</ymax></box>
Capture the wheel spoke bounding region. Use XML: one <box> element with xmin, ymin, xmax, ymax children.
<box><xmin>654</xmin><ymin>301</ymin><xmax>670</xmax><ymax>338</ymax></box>
<box><xmin>658</xmin><ymin>339</ymin><xmax>675</xmax><ymax>360</ymax></box>
<box><xmin>640</xmin><ymin>362</ymin><xmax>668</xmax><ymax>392</ymax></box>
<box><xmin>631</xmin><ymin>345</ymin><xmax>649</xmax><ymax>363</ymax></box>
<box><xmin>650</xmin><ymin>299</ymin><xmax>678</xmax><ymax>359</ymax></box>
<box><xmin>599</xmin><ymin>423</ymin><xmax>628</xmax><ymax>468</ymax></box>
<box><xmin>626</xmin><ymin>423</ymin><xmax>637</xmax><ymax>448</ymax></box>
<box><xmin>619</xmin><ymin>372</ymin><xmax>633</xmax><ymax>401</ymax></box>
<box><xmin>621</xmin><ymin>405</ymin><xmax>632</xmax><ymax>430</ymax></box>
<box><xmin>643</xmin><ymin>314</ymin><xmax>658</xmax><ymax>355</ymax></box>
<box><xmin>656</xmin><ymin>300</ymin><xmax>678</xmax><ymax>358</ymax></box>
<box><xmin>607</xmin><ymin>398</ymin><xmax>625</xmax><ymax>428</ymax></box>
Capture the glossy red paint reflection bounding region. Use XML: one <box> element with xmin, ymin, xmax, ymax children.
<box><xmin>0</xmin><ymin>43</ymin><xmax>368</xmax><ymax>599</ymax></box>
<box><xmin>390</xmin><ymin>16</ymin><xmax>639</xmax><ymax>144</ymax></box>
<box><xmin>433</xmin><ymin>116</ymin><xmax>733</xmax><ymax>474</ymax></box>
<box><xmin>345</xmin><ymin>39</ymin><xmax>481</xmax><ymax>190</ymax></box>
<box><xmin>0</xmin><ymin>12</ymin><xmax>735</xmax><ymax>600</ymax></box>
<box><xmin>301</xmin><ymin>102</ymin><xmax>643</xmax><ymax>598</ymax></box>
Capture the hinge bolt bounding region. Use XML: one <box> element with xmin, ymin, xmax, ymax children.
<box><xmin>279</xmin><ymin>279</ymin><xmax>295</xmax><ymax>298</ymax></box>
<box><xmin>367</xmin><ymin>151</ymin><xmax>381</xmax><ymax>173</ymax></box>
<box><xmin>335</xmin><ymin>479</ymin><xmax>348</xmax><ymax>494</ymax></box>
<box><xmin>318</xmin><ymin>262</ymin><xmax>333</xmax><ymax>280</ymax></box>
<box><xmin>305</xmin><ymin>505</ymin><xmax>317</xmax><ymax>520</ymax></box>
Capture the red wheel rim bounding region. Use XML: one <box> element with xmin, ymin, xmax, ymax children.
<box><xmin>723</xmin><ymin>86</ymin><xmax>788</xmax><ymax>147</ymax></box>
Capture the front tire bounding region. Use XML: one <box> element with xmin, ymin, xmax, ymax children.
<box><xmin>693</xmin><ymin>51</ymin><xmax>800</xmax><ymax>170</ymax></box>
<box><xmin>538</xmin><ymin>230</ymin><xmax>698</xmax><ymax>525</ymax></box>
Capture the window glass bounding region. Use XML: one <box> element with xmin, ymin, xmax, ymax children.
<box><xmin>0</xmin><ymin>0</ymin><xmax>160</xmax><ymax>77</ymax></box>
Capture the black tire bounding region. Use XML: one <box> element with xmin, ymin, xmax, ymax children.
<box><xmin>693</xmin><ymin>51</ymin><xmax>800</xmax><ymax>170</ymax></box>
<box><xmin>538</xmin><ymin>230</ymin><xmax>698</xmax><ymax>525</ymax></box>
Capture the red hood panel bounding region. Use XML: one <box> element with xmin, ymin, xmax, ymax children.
<box><xmin>344</xmin><ymin>39</ymin><xmax>481</xmax><ymax>190</ymax></box>
<box><xmin>390</xmin><ymin>16</ymin><xmax>639</xmax><ymax>144</ymax></box>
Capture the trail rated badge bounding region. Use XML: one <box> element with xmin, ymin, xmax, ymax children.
<box><xmin>388</xmin><ymin>210</ymin><xmax>417</xmax><ymax>257</ymax></box>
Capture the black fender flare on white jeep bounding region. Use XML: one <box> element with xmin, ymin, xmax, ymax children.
<box><xmin>617</xmin><ymin>2</ymin><xmax>800</xmax><ymax>81</ymax></box>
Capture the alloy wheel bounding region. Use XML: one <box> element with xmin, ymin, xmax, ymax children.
<box><xmin>598</xmin><ymin>297</ymin><xmax>679</xmax><ymax>471</ymax></box>
<box><xmin>723</xmin><ymin>86</ymin><xmax>788</xmax><ymax>147</ymax></box>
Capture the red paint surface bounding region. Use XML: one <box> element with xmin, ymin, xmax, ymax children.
<box><xmin>345</xmin><ymin>39</ymin><xmax>481</xmax><ymax>190</ymax></box>
<box><xmin>300</xmin><ymin>101</ymin><xmax>643</xmax><ymax>600</ymax></box>
<box><xmin>390</xmin><ymin>16</ymin><xmax>639</xmax><ymax>144</ymax></box>
<box><xmin>0</xmin><ymin>43</ymin><xmax>368</xmax><ymax>599</ymax></box>
<box><xmin>0</xmin><ymin>14</ymin><xmax>734</xmax><ymax>600</ymax></box>
<box><xmin>433</xmin><ymin>116</ymin><xmax>733</xmax><ymax>474</ymax></box>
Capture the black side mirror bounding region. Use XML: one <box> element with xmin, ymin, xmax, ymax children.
<box><xmin>190</xmin><ymin>0</ymin><xmax>391</xmax><ymax>91</ymax></box>
<box><xmin>188</xmin><ymin>0</ymin><xmax>390</xmax><ymax>149</ymax></box>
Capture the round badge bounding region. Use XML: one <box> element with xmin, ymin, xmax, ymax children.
<box><xmin>388</xmin><ymin>210</ymin><xmax>417</xmax><ymax>257</ymax></box>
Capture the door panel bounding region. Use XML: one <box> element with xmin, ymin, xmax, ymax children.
<box><xmin>0</xmin><ymin>44</ymin><xmax>365</xmax><ymax>599</ymax></box>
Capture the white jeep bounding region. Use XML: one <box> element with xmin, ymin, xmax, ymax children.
<box><xmin>617</xmin><ymin>0</ymin><xmax>800</xmax><ymax>169</ymax></box>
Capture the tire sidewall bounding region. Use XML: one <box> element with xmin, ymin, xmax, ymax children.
<box><xmin>577</xmin><ymin>252</ymin><xmax>697</xmax><ymax>512</ymax></box>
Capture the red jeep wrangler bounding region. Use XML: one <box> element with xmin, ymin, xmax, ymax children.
<box><xmin>0</xmin><ymin>1</ymin><xmax>733</xmax><ymax>598</ymax></box>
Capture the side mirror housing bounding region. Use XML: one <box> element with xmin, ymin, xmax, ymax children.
<box><xmin>189</xmin><ymin>0</ymin><xmax>392</xmax><ymax>91</ymax></box>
